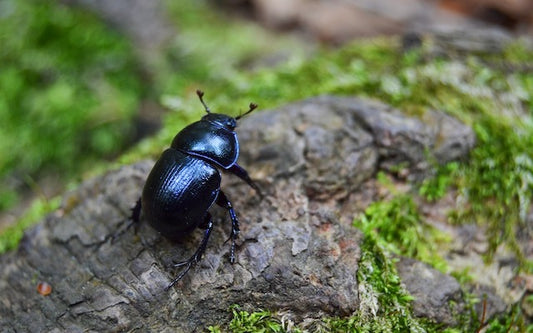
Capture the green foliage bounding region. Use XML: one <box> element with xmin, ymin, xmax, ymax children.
<box><xmin>0</xmin><ymin>0</ymin><xmax>142</xmax><ymax>211</ymax></box>
<box><xmin>160</xmin><ymin>0</ymin><xmax>309</xmax><ymax>95</ymax></box>
<box><xmin>152</xmin><ymin>38</ymin><xmax>406</xmax><ymax>137</ymax></box>
<box><xmin>381</xmin><ymin>53</ymin><xmax>533</xmax><ymax>267</ymax></box>
<box><xmin>229</xmin><ymin>308</ymin><xmax>279</xmax><ymax>333</ymax></box>
<box><xmin>354</xmin><ymin>193</ymin><xmax>449</xmax><ymax>272</ymax></box>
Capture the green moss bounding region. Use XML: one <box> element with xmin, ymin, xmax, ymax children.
<box><xmin>208</xmin><ymin>306</ymin><xmax>297</xmax><ymax>333</ymax></box>
<box><xmin>353</xmin><ymin>192</ymin><xmax>449</xmax><ymax>272</ymax></box>
<box><xmin>229</xmin><ymin>306</ymin><xmax>292</xmax><ymax>333</ymax></box>
<box><xmin>0</xmin><ymin>0</ymin><xmax>143</xmax><ymax>212</ymax></box>
<box><xmin>336</xmin><ymin>235</ymin><xmax>424</xmax><ymax>332</ymax></box>
<box><xmin>419</xmin><ymin>162</ymin><xmax>459</xmax><ymax>202</ymax></box>
<box><xmin>453</xmin><ymin>116</ymin><xmax>533</xmax><ymax>265</ymax></box>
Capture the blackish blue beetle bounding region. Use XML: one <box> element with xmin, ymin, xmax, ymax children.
<box><xmin>131</xmin><ymin>90</ymin><xmax>261</xmax><ymax>288</ymax></box>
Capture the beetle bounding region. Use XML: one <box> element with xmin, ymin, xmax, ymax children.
<box><xmin>131</xmin><ymin>90</ymin><xmax>261</xmax><ymax>289</ymax></box>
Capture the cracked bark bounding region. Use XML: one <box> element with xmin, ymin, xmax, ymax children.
<box><xmin>0</xmin><ymin>96</ymin><xmax>476</xmax><ymax>332</ymax></box>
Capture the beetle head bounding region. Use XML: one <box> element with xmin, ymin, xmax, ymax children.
<box><xmin>196</xmin><ymin>89</ymin><xmax>257</xmax><ymax>129</ymax></box>
<box><xmin>202</xmin><ymin>113</ymin><xmax>237</xmax><ymax>130</ymax></box>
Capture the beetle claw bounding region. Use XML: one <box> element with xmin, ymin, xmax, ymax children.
<box><xmin>223</xmin><ymin>229</ymin><xmax>239</xmax><ymax>244</ymax></box>
<box><xmin>165</xmin><ymin>220</ymin><xmax>214</xmax><ymax>288</ymax></box>
<box><xmin>173</xmin><ymin>260</ymin><xmax>191</xmax><ymax>268</ymax></box>
<box><xmin>166</xmin><ymin>261</ymin><xmax>194</xmax><ymax>290</ymax></box>
<box><xmin>166</xmin><ymin>254</ymin><xmax>200</xmax><ymax>289</ymax></box>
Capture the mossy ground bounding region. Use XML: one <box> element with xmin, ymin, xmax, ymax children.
<box><xmin>1</xmin><ymin>0</ymin><xmax>533</xmax><ymax>331</ymax></box>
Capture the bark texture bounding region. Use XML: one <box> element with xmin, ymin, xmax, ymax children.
<box><xmin>0</xmin><ymin>96</ymin><xmax>475</xmax><ymax>332</ymax></box>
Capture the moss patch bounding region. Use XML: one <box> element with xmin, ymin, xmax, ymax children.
<box><xmin>208</xmin><ymin>306</ymin><xmax>296</xmax><ymax>333</ymax></box>
<box><xmin>0</xmin><ymin>0</ymin><xmax>143</xmax><ymax>212</ymax></box>
<box><xmin>354</xmin><ymin>193</ymin><xmax>449</xmax><ymax>272</ymax></box>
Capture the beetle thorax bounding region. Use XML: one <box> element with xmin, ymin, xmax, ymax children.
<box><xmin>170</xmin><ymin>115</ymin><xmax>239</xmax><ymax>169</ymax></box>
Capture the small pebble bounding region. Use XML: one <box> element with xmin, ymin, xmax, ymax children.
<box><xmin>37</xmin><ymin>282</ymin><xmax>52</xmax><ymax>296</ymax></box>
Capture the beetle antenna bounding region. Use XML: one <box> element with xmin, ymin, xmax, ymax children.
<box><xmin>236</xmin><ymin>103</ymin><xmax>258</xmax><ymax>120</ymax></box>
<box><xmin>196</xmin><ymin>90</ymin><xmax>211</xmax><ymax>114</ymax></box>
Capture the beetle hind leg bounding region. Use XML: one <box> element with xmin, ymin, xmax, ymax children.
<box><xmin>167</xmin><ymin>215</ymin><xmax>214</xmax><ymax>289</ymax></box>
<box><xmin>216</xmin><ymin>190</ymin><xmax>240</xmax><ymax>264</ymax></box>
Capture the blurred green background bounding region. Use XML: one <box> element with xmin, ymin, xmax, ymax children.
<box><xmin>0</xmin><ymin>1</ymin><xmax>142</xmax><ymax>212</ymax></box>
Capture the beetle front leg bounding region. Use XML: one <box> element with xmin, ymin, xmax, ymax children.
<box><xmin>216</xmin><ymin>190</ymin><xmax>240</xmax><ymax>263</ymax></box>
<box><xmin>227</xmin><ymin>163</ymin><xmax>263</xmax><ymax>198</ymax></box>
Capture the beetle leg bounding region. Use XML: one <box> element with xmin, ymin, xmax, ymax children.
<box><xmin>227</xmin><ymin>163</ymin><xmax>263</xmax><ymax>198</ymax></box>
<box><xmin>110</xmin><ymin>198</ymin><xmax>142</xmax><ymax>243</ymax></box>
<box><xmin>131</xmin><ymin>197</ymin><xmax>141</xmax><ymax>224</ymax></box>
<box><xmin>216</xmin><ymin>190</ymin><xmax>240</xmax><ymax>263</ymax></box>
<box><xmin>167</xmin><ymin>217</ymin><xmax>214</xmax><ymax>289</ymax></box>
<box><xmin>125</xmin><ymin>197</ymin><xmax>142</xmax><ymax>236</ymax></box>
<box><xmin>124</xmin><ymin>197</ymin><xmax>142</xmax><ymax>235</ymax></box>
<box><xmin>197</xmin><ymin>211</ymin><xmax>212</xmax><ymax>229</ymax></box>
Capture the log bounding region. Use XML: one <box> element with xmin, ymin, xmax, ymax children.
<box><xmin>0</xmin><ymin>96</ymin><xmax>476</xmax><ymax>331</ymax></box>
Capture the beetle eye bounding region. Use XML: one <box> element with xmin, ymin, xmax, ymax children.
<box><xmin>225</xmin><ymin>119</ymin><xmax>236</xmax><ymax>129</ymax></box>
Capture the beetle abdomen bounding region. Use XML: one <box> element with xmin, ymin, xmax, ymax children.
<box><xmin>142</xmin><ymin>148</ymin><xmax>221</xmax><ymax>237</ymax></box>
